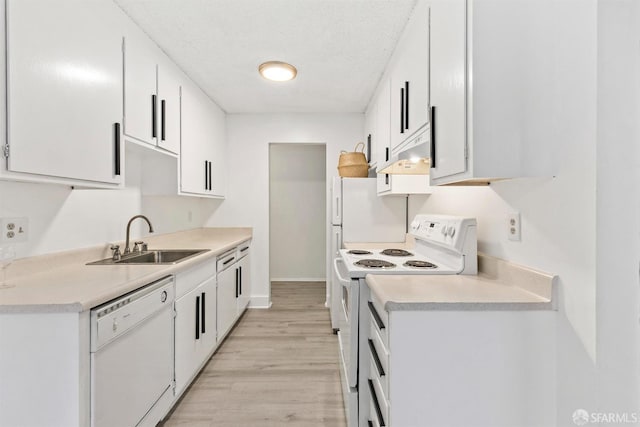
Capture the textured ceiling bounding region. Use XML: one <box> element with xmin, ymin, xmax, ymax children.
<box><xmin>113</xmin><ymin>0</ymin><xmax>417</xmax><ymax>113</ymax></box>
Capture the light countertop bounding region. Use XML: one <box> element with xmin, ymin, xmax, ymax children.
<box><xmin>366</xmin><ymin>253</ymin><xmax>556</xmax><ymax>311</ymax></box>
<box><xmin>0</xmin><ymin>227</ymin><xmax>252</xmax><ymax>314</ymax></box>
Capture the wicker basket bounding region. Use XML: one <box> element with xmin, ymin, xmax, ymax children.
<box><xmin>338</xmin><ymin>142</ymin><xmax>369</xmax><ymax>177</ymax></box>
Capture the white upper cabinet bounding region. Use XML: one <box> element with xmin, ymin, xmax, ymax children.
<box><xmin>123</xmin><ymin>33</ymin><xmax>180</xmax><ymax>155</ymax></box>
<box><xmin>180</xmin><ymin>81</ymin><xmax>226</xmax><ymax>198</ymax></box>
<box><xmin>4</xmin><ymin>0</ymin><xmax>124</xmax><ymax>186</ymax></box>
<box><xmin>364</xmin><ymin>98</ymin><xmax>377</xmax><ymax>168</ymax></box>
<box><xmin>123</xmin><ymin>33</ymin><xmax>158</xmax><ymax>147</ymax></box>
<box><xmin>390</xmin><ymin>0</ymin><xmax>429</xmax><ymax>151</ymax></box>
<box><xmin>373</xmin><ymin>22</ymin><xmax>431</xmax><ymax>196</ymax></box>
<box><xmin>428</xmin><ymin>0</ymin><xmax>468</xmax><ymax>182</ymax></box>
<box><xmin>375</xmin><ymin>79</ymin><xmax>393</xmax><ymax>194</ymax></box>
<box><xmin>428</xmin><ymin>0</ymin><xmax>555</xmax><ymax>185</ymax></box>
<box><xmin>156</xmin><ymin>56</ymin><xmax>182</xmax><ymax>155</ymax></box>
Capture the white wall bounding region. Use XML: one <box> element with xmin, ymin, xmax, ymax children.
<box><xmin>594</xmin><ymin>0</ymin><xmax>640</xmax><ymax>417</ymax></box>
<box><xmin>0</xmin><ymin>146</ymin><xmax>214</xmax><ymax>259</ymax></box>
<box><xmin>269</xmin><ymin>144</ymin><xmax>326</xmax><ymax>282</ymax></box>
<box><xmin>204</xmin><ymin>113</ymin><xmax>364</xmax><ymax>307</ymax></box>
<box><xmin>410</xmin><ymin>1</ymin><xmax>640</xmax><ymax>424</ymax></box>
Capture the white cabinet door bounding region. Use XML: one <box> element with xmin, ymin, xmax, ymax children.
<box><xmin>180</xmin><ymin>81</ymin><xmax>226</xmax><ymax>198</ymax></box>
<box><xmin>428</xmin><ymin>0</ymin><xmax>467</xmax><ymax>181</ymax></box>
<box><xmin>376</xmin><ymin>80</ymin><xmax>392</xmax><ymax>194</ymax></box>
<box><xmin>6</xmin><ymin>0</ymin><xmax>123</xmax><ymax>185</ymax></box>
<box><xmin>389</xmin><ymin>0</ymin><xmax>429</xmax><ymax>150</ymax></box>
<box><xmin>237</xmin><ymin>253</ymin><xmax>251</xmax><ymax>314</ymax></box>
<box><xmin>199</xmin><ymin>276</ymin><xmax>217</xmax><ymax>357</ymax></box>
<box><xmin>364</xmin><ymin>100</ymin><xmax>377</xmax><ymax>167</ymax></box>
<box><xmin>156</xmin><ymin>56</ymin><xmax>182</xmax><ymax>155</ymax></box>
<box><xmin>174</xmin><ymin>285</ymin><xmax>200</xmax><ymax>395</ymax></box>
<box><xmin>174</xmin><ymin>276</ymin><xmax>216</xmax><ymax>395</ymax></box>
<box><xmin>123</xmin><ymin>34</ymin><xmax>158</xmax><ymax>147</ymax></box>
<box><xmin>208</xmin><ymin>101</ymin><xmax>227</xmax><ymax>197</ymax></box>
<box><xmin>124</xmin><ymin>33</ymin><xmax>181</xmax><ymax>155</ymax></box>
<box><xmin>217</xmin><ymin>265</ymin><xmax>238</xmax><ymax>343</ymax></box>
<box><xmin>400</xmin><ymin>0</ymin><xmax>429</xmax><ymax>138</ymax></box>
<box><xmin>181</xmin><ymin>82</ymin><xmax>210</xmax><ymax>195</ymax></box>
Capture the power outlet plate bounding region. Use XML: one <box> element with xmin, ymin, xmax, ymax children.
<box><xmin>1</xmin><ymin>217</ymin><xmax>28</xmax><ymax>243</ymax></box>
<box><xmin>507</xmin><ymin>213</ymin><xmax>521</xmax><ymax>241</ymax></box>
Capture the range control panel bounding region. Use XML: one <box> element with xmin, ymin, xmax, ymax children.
<box><xmin>410</xmin><ymin>214</ymin><xmax>477</xmax><ymax>250</ymax></box>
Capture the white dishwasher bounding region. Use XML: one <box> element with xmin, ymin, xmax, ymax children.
<box><xmin>90</xmin><ymin>275</ymin><xmax>175</xmax><ymax>427</ymax></box>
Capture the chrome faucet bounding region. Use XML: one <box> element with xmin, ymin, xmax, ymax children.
<box><xmin>124</xmin><ymin>215</ymin><xmax>154</xmax><ymax>254</ymax></box>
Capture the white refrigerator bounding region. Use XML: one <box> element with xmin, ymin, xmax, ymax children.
<box><xmin>329</xmin><ymin>177</ymin><xmax>407</xmax><ymax>331</ymax></box>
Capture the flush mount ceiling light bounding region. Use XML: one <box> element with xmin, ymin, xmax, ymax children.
<box><xmin>258</xmin><ymin>61</ymin><xmax>297</xmax><ymax>82</ymax></box>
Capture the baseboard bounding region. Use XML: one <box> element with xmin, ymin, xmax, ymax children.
<box><xmin>270</xmin><ymin>277</ymin><xmax>326</xmax><ymax>282</ymax></box>
<box><xmin>249</xmin><ymin>295</ymin><xmax>271</xmax><ymax>309</ymax></box>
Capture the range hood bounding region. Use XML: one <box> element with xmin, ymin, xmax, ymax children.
<box><xmin>378</xmin><ymin>125</ymin><xmax>431</xmax><ymax>175</ymax></box>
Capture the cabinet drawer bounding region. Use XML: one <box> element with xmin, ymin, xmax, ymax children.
<box><xmin>217</xmin><ymin>248</ymin><xmax>237</xmax><ymax>272</ymax></box>
<box><xmin>369</xmin><ymin>351</ymin><xmax>389</xmax><ymax>404</ymax></box>
<box><xmin>236</xmin><ymin>241</ymin><xmax>251</xmax><ymax>261</ymax></box>
<box><xmin>368</xmin><ymin>377</ymin><xmax>389</xmax><ymax>427</ymax></box>
<box><xmin>368</xmin><ymin>298</ymin><xmax>389</xmax><ymax>349</ymax></box>
<box><xmin>175</xmin><ymin>259</ymin><xmax>217</xmax><ymax>298</ymax></box>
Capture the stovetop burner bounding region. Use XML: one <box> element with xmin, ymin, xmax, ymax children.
<box><xmin>381</xmin><ymin>248</ymin><xmax>414</xmax><ymax>257</ymax></box>
<box><xmin>404</xmin><ymin>260</ymin><xmax>438</xmax><ymax>269</ymax></box>
<box><xmin>354</xmin><ymin>259</ymin><xmax>396</xmax><ymax>269</ymax></box>
<box><xmin>348</xmin><ymin>249</ymin><xmax>373</xmax><ymax>255</ymax></box>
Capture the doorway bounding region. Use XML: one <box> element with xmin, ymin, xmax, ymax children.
<box><xmin>269</xmin><ymin>143</ymin><xmax>326</xmax><ymax>283</ymax></box>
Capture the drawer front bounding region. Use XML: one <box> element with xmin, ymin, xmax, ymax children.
<box><xmin>175</xmin><ymin>258</ymin><xmax>217</xmax><ymax>298</ymax></box>
<box><xmin>236</xmin><ymin>241</ymin><xmax>251</xmax><ymax>260</ymax></box>
<box><xmin>368</xmin><ymin>299</ymin><xmax>389</xmax><ymax>350</ymax></box>
<box><xmin>369</xmin><ymin>346</ymin><xmax>389</xmax><ymax>404</ymax></box>
<box><xmin>368</xmin><ymin>377</ymin><xmax>389</xmax><ymax>427</ymax></box>
<box><xmin>216</xmin><ymin>248</ymin><xmax>237</xmax><ymax>272</ymax></box>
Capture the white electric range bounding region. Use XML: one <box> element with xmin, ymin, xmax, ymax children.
<box><xmin>332</xmin><ymin>214</ymin><xmax>478</xmax><ymax>427</ymax></box>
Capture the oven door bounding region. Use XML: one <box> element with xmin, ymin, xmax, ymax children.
<box><xmin>333</xmin><ymin>257</ymin><xmax>359</xmax><ymax>388</ymax></box>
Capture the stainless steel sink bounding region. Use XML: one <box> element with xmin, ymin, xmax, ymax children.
<box><xmin>87</xmin><ymin>249</ymin><xmax>209</xmax><ymax>265</ymax></box>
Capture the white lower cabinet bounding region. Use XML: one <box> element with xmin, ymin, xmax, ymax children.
<box><xmin>217</xmin><ymin>252</ymin><xmax>238</xmax><ymax>343</ymax></box>
<box><xmin>236</xmin><ymin>245</ymin><xmax>251</xmax><ymax>314</ymax></box>
<box><xmin>363</xmin><ymin>291</ymin><xmax>555</xmax><ymax>427</ymax></box>
<box><xmin>174</xmin><ymin>263</ymin><xmax>217</xmax><ymax>396</ymax></box>
<box><xmin>217</xmin><ymin>241</ymin><xmax>252</xmax><ymax>343</ymax></box>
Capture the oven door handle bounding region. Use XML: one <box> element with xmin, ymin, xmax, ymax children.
<box><xmin>333</xmin><ymin>258</ymin><xmax>351</xmax><ymax>285</ymax></box>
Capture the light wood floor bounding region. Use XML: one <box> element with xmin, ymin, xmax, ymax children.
<box><xmin>161</xmin><ymin>281</ymin><xmax>347</xmax><ymax>427</ymax></box>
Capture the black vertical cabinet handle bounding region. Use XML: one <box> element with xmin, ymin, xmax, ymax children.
<box><xmin>195</xmin><ymin>295</ymin><xmax>200</xmax><ymax>340</ymax></box>
<box><xmin>405</xmin><ymin>81</ymin><xmax>410</xmax><ymax>130</ymax></box>
<box><xmin>385</xmin><ymin>147</ymin><xmax>389</xmax><ymax>162</ymax></box>
<box><xmin>208</xmin><ymin>161</ymin><xmax>212</xmax><ymax>191</ymax></box>
<box><xmin>161</xmin><ymin>99</ymin><xmax>166</xmax><ymax>141</ymax></box>
<box><xmin>235</xmin><ymin>268</ymin><xmax>239</xmax><ymax>298</ymax></box>
<box><xmin>204</xmin><ymin>160</ymin><xmax>209</xmax><ymax>190</ymax></box>
<box><xmin>152</xmin><ymin>94</ymin><xmax>157</xmax><ymax>138</ymax></box>
<box><xmin>430</xmin><ymin>106</ymin><xmax>436</xmax><ymax>168</ymax></box>
<box><xmin>400</xmin><ymin>88</ymin><xmax>405</xmax><ymax>133</ymax></box>
<box><xmin>385</xmin><ymin>174</ymin><xmax>389</xmax><ymax>185</ymax></box>
<box><xmin>239</xmin><ymin>266</ymin><xmax>243</xmax><ymax>295</ymax></box>
<box><xmin>201</xmin><ymin>292</ymin><xmax>206</xmax><ymax>334</ymax></box>
<box><xmin>114</xmin><ymin>123</ymin><xmax>121</xmax><ymax>176</ymax></box>
<box><xmin>366</xmin><ymin>134</ymin><xmax>371</xmax><ymax>162</ymax></box>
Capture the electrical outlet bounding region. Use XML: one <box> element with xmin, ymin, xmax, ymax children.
<box><xmin>507</xmin><ymin>213</ymin><xmax>521</xmax><ymax>241</ymax></box>
<box><xmin>1</xmin><ymin>217</ymin><xmax>28</xmax><ymax>243</ymax></box>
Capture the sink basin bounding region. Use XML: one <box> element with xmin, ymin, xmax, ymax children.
<box><xmin>87</xmin><ymin>249</ymin><xmax>209</xmax><ymax>265</ymax></box>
